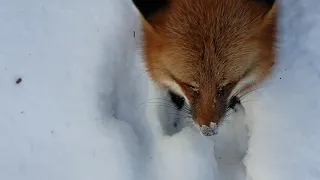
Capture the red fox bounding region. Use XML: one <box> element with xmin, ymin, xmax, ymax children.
<box><xmin>134</xmin><ymin>0</ymin><xmax>276</xmax><ymax>135</ymax></box>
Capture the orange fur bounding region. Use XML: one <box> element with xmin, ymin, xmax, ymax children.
<box><xmin>139</xmin><ymin>0</ymin><xmax>277</xmax><ymax>126</ymax></box>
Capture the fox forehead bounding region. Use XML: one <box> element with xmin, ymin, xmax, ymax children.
<box><xmin>161</xmin><ymin>40</ymin><xmax>259</xmax><ymax>86</ymax></box>
<box><xmin>153</xmin><ymin>0</ymin><xmax>268</xmax><ymax>84</ymax></box>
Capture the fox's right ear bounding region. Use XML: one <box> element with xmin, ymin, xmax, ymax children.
<box><xmin>132</xmin><ymin>0</ymin><xmax>169</xmax><ymax>21</ymax></box>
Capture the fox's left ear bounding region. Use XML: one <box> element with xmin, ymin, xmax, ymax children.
<box><xmin>254</xmin><ymin>0</ymin><xmax>276</xmax><ymax>16</ymax></box>
<box><xmin>264</xmin><ymin>0</ymin><xmax>276</xmax><ymax>6</ymax></box>
<box><xmin>255</xmin><ymin>0</ymin><xmax>275</xmax><ymax>8</ymax></box>
<box><xmin>266</xmin><ymin>0</ymin><xmax>276</xmax><ymax>16</ymax></box>
<box><xmin>263</xmin><ymin>0</ymin><xmax>276</xmax><ymax>16</ymax></box>
<box><xmin>132</xmin><ymin>0</ymin><xmax>166</xmax><ymax>42</ymax></box>
<box><xmin>132</xmin><ymin>0</ymin><xmax>169</xmax><ymax>21</ymax></box>
<box><xmin>259</xmin><ymin>0</ymin><xmax>277</xmax><ymax>26</ymax></box>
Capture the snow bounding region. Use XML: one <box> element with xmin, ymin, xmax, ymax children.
<box><xmin>244</xmin><ymin>0</ymin><xmax>320</xmax><ymax>180</ymax></box>
<box><xmin>0</xmin><ymin>0</ymin><xmax>144</xmax><ymax>179</ymax></box>
<box><xmin>1</xmin><ymin>0</ymin><xmax>320</xmax><ymax>180</ymax></box>
<box><xmin>0</xmin><ymin>0</ymin><xmax>218</xmax><ymax>180</ymax></box>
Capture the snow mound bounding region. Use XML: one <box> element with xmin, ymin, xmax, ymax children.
<box><xmin>244</xmin><ymin>1</ymin><xmax>320</xmax><ymax>179</ymax></box>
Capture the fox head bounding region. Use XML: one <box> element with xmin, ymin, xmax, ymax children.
<box><xmin>136</xmin><ymin>0</ymin><xmax>277</xmax><ymax>128</ymax></box>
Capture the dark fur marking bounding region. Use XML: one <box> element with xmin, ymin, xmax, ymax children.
<box><xmin>132</xmin><ymin>0</ymin><xmax>169</xmax><ymax>20</ymax></box>
<box><xmin>168</xmin><ymin>91</ymin><xmax>185</xmax><ymax>110</ymax></box>
<box><xmin>228</xmin><ymin>96</ymin><xmax>241</xmax><ymax>110</ymax></box>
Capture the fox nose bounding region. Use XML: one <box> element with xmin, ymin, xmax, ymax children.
<box><xmin>196</xmin><ymin>107</ymin><xmax>221</xmax><ymax>136</ymax></box>
<box><xmin>197</xmin><ymin>116</ymin><xmax>220</xmax><ymax>136</ymax></box>
<box><xmin>197</xmin><ymin>112</ymin><xmax>220</xmax><ymax>126</ymax></box>
<box><xmin>199</xmin><ymin>122</ymin><xmax>219</xmax><ymax>136</ymax></box>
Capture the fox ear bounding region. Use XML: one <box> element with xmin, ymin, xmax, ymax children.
<box><xmin>255</xmin><ymin>0</ymin><xmax>275</xmax><ymax>8</ymax></box>
<box><xmin>260</xmin><ymin>0</ymin><xmax>276</xmax><ymax>26</ymax></box>
<box><xmin>132</xmin><ymin>0</ymin><xmax>169</xmax><ymax>21</ymax></box>
<box><xmin>265</xmin><ymin>0</ymin><xmax>276</xmax><ymax>19</ymax></box>
<box><xmin>133</xmin><ymin>0</ymin><xmax>166</xmax><ymax>39</ymax></box>
<box><xmin>261</xmin><ymin>0</ymin><xmax>276</xmax><ymax>15</ymax></box>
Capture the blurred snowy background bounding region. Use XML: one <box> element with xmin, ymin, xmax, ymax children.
<box><xmin>0</xmin><ymin>0</ymin><xmax>320</xmax><ymax>180</ymax></box>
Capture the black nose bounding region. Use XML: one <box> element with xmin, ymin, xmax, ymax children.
<box><xmin>228</xmin><ymin>96</ymin><xmax>241</xmax><ymax>109</ymax></box>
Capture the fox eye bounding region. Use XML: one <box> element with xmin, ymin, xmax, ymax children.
<box><xmin>184</xmin><ymin>83</ymin><xmax>199</xmax><ymax>93</ymax></box>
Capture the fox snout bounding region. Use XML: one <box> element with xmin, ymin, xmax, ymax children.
<box><xmin>170</xmin><ymin>89</ymin><xmax>242</xmax><ymax>136</ymax></box>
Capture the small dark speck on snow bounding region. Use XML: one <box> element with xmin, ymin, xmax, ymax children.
<box><xmin>173</xmin><ymin>122</ymin><xmax>178</xmax><ymax>128</ymax></box>
<box><xmin>16</xmin><ymin>78</ymin><xmax>22</xmax><ymax>84</ymax></box>
<box><xmin>20</xmin><ymin>111</ymin><xmax>24</xmax><ymax>114</ymax></box>
<box><xmin>50</xmin><ymin>130</ymin><xmax>54</xmax><ymax>134</ymax></box>
<box><xmin>133</xmin><ymin>31</ymin><xmax>135</xmax><ymax>37</ymax></box>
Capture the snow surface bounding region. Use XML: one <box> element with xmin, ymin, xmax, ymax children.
<box><xmin>244</xmin><ymin>0</ymin><xmax>320</xmax><ymax>180</ymax></box>
<box><xmin>1</xmin><ymin>0</ymin><xmax>320</xmax><ymax>180</ymax></box>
